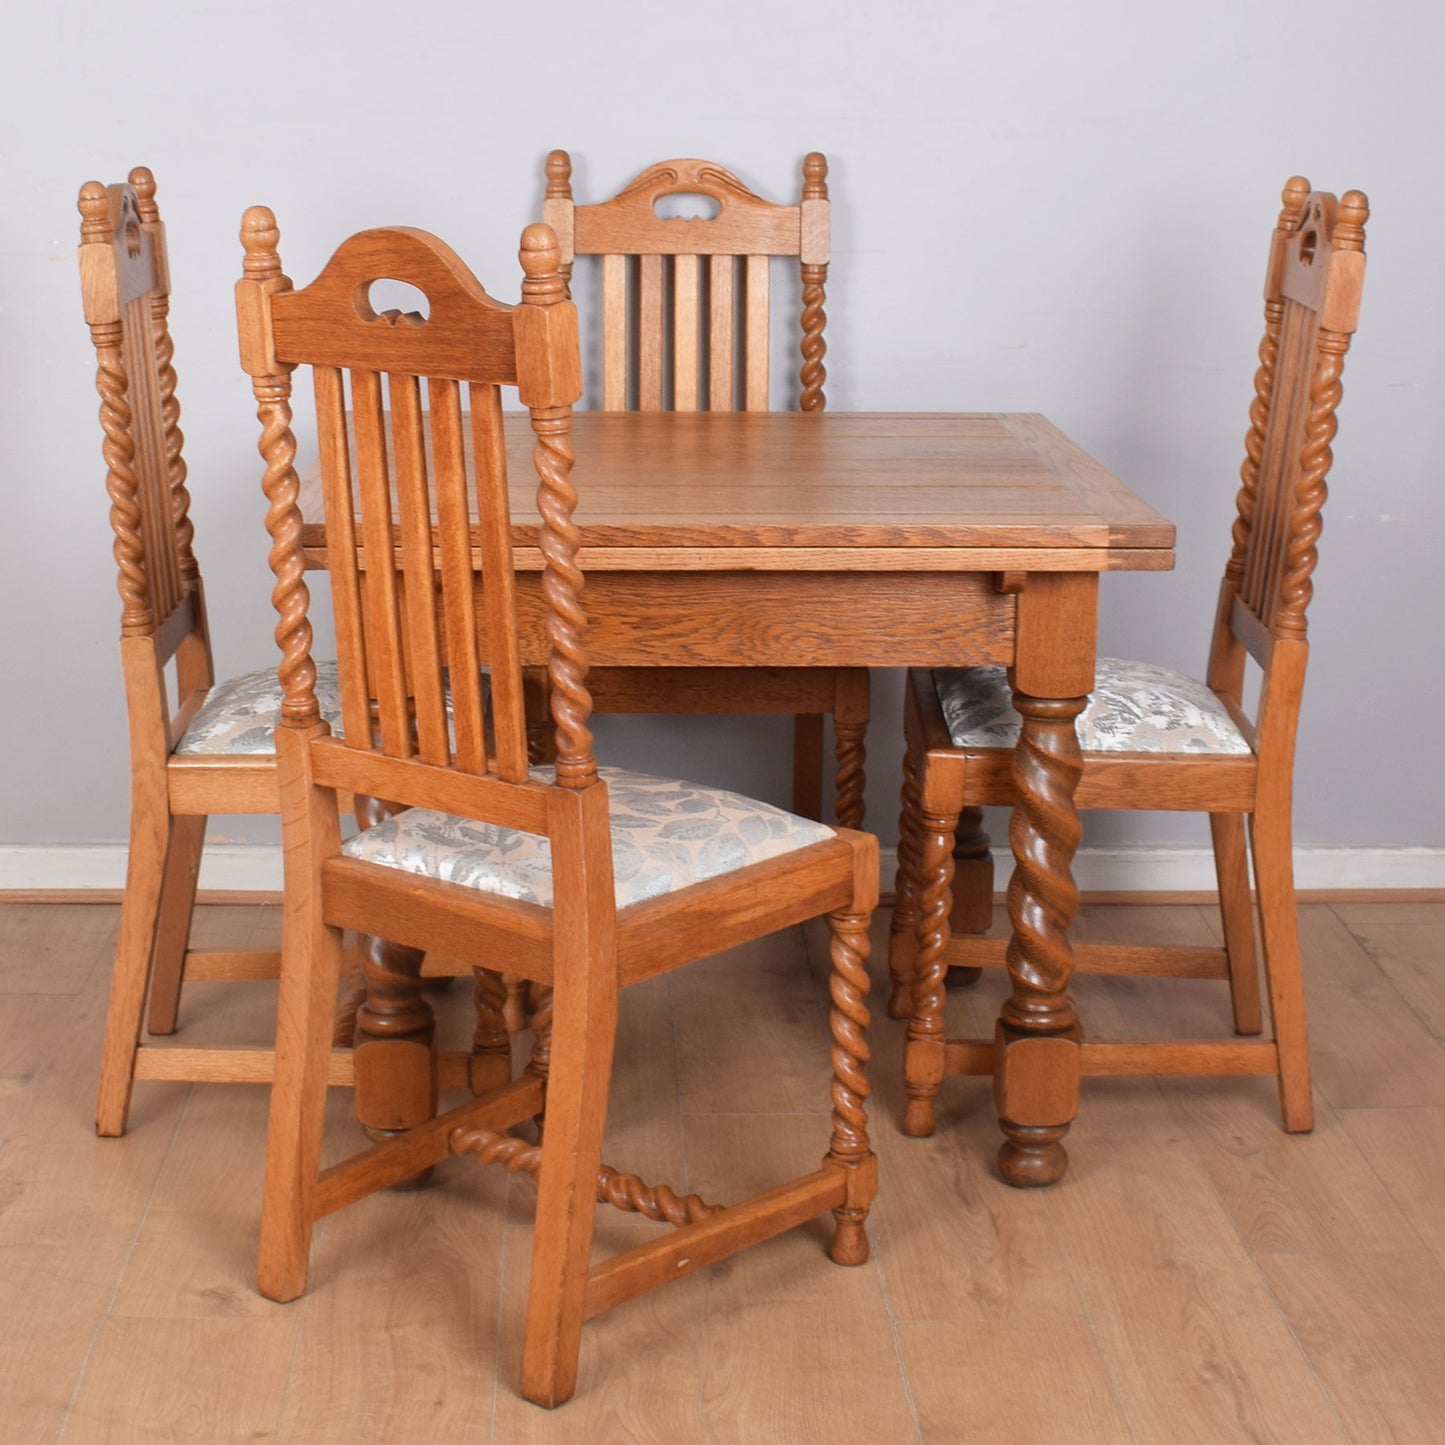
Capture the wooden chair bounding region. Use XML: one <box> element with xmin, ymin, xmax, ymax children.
<box><xmin>236</xmin><ymin>212</ymin><xmax>878</xmax><ymax>1408</ymax></box>
<box><xmin>77</xmin><ymin>168</ymin><xmax>352</xmax><ymax>1137</ymax></box>
<box><xmin>889</xmin><ymin>179</ymin><xmax>1369</xmax><ymax>1153</ymax></box>
<box><xmin>540</xmin><ymin>150</ymin><xmax>869</xmax><ymax>828</ymax></box>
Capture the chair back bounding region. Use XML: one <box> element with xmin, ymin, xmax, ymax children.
<box><xmin>543</xmin><ymin>151</ymin><xmax>829</xmax><ymax>412</ymax></box>
<box><xmin>1209</xmin><ymin>179</ymin><xmax>1368</xmax><ymax>743</ymax></box>
<box><xmin>78</xmin><ymin>169</ymin><xmax>204</xmax><ymax>652</ymax></box>
<box><xmin>236</xmin><ymin>217</ymin><xmax>593</xmax><ymax>820</ymax></box>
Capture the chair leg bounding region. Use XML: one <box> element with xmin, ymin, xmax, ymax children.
<box><xmin>825</xmin><ymin>905</ymin><xmax>875</xmax><ymax>1265</ymax></box>
<box><xmin>888</xmin><ymin>748</ymin><xmax>925</xmax><ymax>1019</ymax></box>
<box><xmin>95</xmin><ymin>808</ymin><xmax>173</xmax><ymax>1136</ymax></box>
<box><xmin>257</xmin><ymin>909</ymin><xmax>348</xmax><ymax>1302</ymax></box>
<box><xmin>501</xmin><ymin>975</ymin><xmax>530</xmax><ymax>1032</ymax></box>
<box><xmin>525</xmin><ymin>985</ymin><xmax>554</xmax><ymax>1138</ymax></box>
<box><xmin>948</xmin><ymin>806</ymin><xmax>994</xmax><ymax>937</ymax></box>
<box><xmin>1210</xmin><ymin>811</ymin><xmax>1263</xmax><ymax>1035</ymax></box>
<box><xmin>1250</xmin><ymin>806</ymin><xmax>1313</xmax><ymax>1132</ymax></box>
<box><xmin>519</xmin><ymin>974</ymin><xmax>618</xmax><ymax>1408</ymax></box>
<box><xmin>832</xmin><ymin>669</ymin><xmax>869</xmax><ymax>830</ymax></box>
<box><xmin>470</xmin><ymin>966</ymin><xmax>513</xmax><ymax>1094</ymax></box>
<box><xmin>902</xmin><ymin>798</ymin><xmax>960</xmax><ymax>1138</ymax></box>
<box><xmin>145</xmin><ymin>812</ymin><xmax>206</xmax><ymax>1036</ymax></box>
<box><xmin>791</xmin><ymin>713</ymin><xmax>825</xmax><ymax>821</ymax></box>
<box><xmin>258</xmin><ymin>728</ymin><xmax>348</xmax><ymax>1303</ymax></box>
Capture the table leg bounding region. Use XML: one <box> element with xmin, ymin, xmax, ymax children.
<box><xmin>350</xmin><ymin>795</ymin><xmax>438</xmax><ymax>1178</ymax></box>
<box><xmin>994</xmin><ymin>691</ymin><xmax>1085</xmax><ymax>1186</ymax></box>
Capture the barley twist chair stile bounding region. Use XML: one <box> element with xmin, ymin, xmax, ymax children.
<box><xmin>539</xmin><ymin>150</ymin><xmax>869</xmax><ymax>828</ymax></box>
<box><xmin>237</xmin><ymin>212</ymin><xmax>878</xmax><ymax>1407</ymax></box>
<box><xmin>76</xmin><ymin>168</ymin><xmax>360</xmax><ymax>1136</ymax></box>
<box><xmin>889</xmin><ymin>180</ymin><xmax>1368</xmax><ymax>1170</ymax></box>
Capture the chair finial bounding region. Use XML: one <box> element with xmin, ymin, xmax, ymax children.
<box><xmin>78</xmin><ymin>181</ymin><xmax>112</xmax><ymax>242</ymax></box>
<box><xmin>241</xmin><ymin>205</ymin><xmax>282</xmax><ymax>280</ymax></box>
<box><xmin>1335</xmin><ymin>190</ymin><xmax>1369</xmax><ymax>251</ymax></box>
<box><xmin>545</xmin><ymin>149</ymin><xmax>573</xmax><ymax>199</ymax></box>
<box><xmin>802</xmin><ymin>152</ymin><xmax>829</xmax><ymax>201</ymax></box>
<box><xmin>129</xmin><ymin>166</ymin><xmax>158</xmax><ymax>222</ymax></box>
<box><xmin>519</xmin><ymin>222</ymin><xmax>566</xmax><ymax>305</ymax></box>
<box><xmin>1280</xmin><ymin>176</ymin><xmax>1311</xmax><ymax>230</ymax></box>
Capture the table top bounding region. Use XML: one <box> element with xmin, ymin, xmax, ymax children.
<box><xmin>298</xmin><ymin>410</ymin><xmax>1174</xmax><ymax>575</ymax></box>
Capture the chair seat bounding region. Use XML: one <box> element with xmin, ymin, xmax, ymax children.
<box><xmin>175</xmin><ymin>662</ymin><xmax>343</xmax><ymax>756</ymax></box>
<box><xmin>342</xmin><ymin>766</ymin><xmax>836</xmax><ymax>908</ymax></box>
<box><xmin>935</xmin><ymin>657</ymin><xmax>1251</xmax><ymax>755</ymax></box>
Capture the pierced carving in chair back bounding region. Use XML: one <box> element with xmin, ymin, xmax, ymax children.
<box><xmin>543</xmin><ymin>151</ymin><xmax>829</xmax><ymax>413</ymax></box>
<box><xmin>78</xmin><ymin>168</ymin><xmax>198</xmax><ymax>641</ymax></box>
<box><xmin>236</xmin><ymin>215</ymin><xmax>591</xmax><ymax>791</ymax></box>
<box><xmin>1225</xmin><ymin>180</ymin><xmax>1368</xmax><ymax>650</ymax></box>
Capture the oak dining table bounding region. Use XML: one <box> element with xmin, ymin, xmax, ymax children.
<box><xmin>297</xmin><ymin>408</ymin><xmax>1174</xmax><ymax>1185</ymax></box>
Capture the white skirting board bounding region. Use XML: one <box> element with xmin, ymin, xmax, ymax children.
<box><xmin>2</xmin><ymin>843</ymin><xmax>1444</xmax><ymax>896</ymax></box>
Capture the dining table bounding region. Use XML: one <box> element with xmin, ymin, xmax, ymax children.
<box><xmin>297</xmin><ymin>408</ymin><xmax>1174</xmax><ymax>1185</ymax></box>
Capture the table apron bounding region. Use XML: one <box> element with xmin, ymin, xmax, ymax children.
<box><xmin>489</xmin><ymin>570</ymin><xmax>1018</xmax><ymax>669</ymax></box>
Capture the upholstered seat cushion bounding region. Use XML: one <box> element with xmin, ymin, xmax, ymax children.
<box><xmin>935</xmin><ymin>658</ymin><xmax>1251</xmax><ymax>755</ymax></box>
<box><xmin>174</xmin><ymin>662</ymin><xmax>344</xmax><ymax>756</ymax></box>
<box><xmin>341</xmin><ymin>766</ymin><xmax>836</xmax><ymax>909</ymax></box>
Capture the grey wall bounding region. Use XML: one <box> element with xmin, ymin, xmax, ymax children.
<box><xmin>4</xmin><ymin>0</ymin><xmax>1441</xmax><ymax>860</ymax></box>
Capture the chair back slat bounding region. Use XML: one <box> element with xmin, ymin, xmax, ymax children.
<box><xmin>637</xmin><ymin>254</ymin><xmax>666</xmax><ymax>410</ymax></box>
<box><xmin>389</xmin><ymin>372</ymin><xmax>451</xmax><ymax>765</ymax></box>
<box><xmin>742</xmin><ymin>254</ymin><xmax>770</xmax><ymax>411</ymax></box>
<box><xmin>468</xmin><ymin>383</ymin><xmax>530</xmax><ymax>782</ymax></box>
<box><xmin>350</xmin><ymin>369</ymin><xmax>414</xmax><ymax>756</ymax></box>
<box><xmin>1212</xmin><ymin>180</ymin><xmax>1368</xmax><ymax>713</ymax></box>
<box><xmin>238</xmin><ymin>217</ymin><xmax>590</xmax><ymax>805</ymax></box>
<box><xmin>117</xmin><ymin>312</ymin><xmax>169</xmax><ymax>621</ymax></box>
<box><xmin>78</xmin><ymin>170</ymin><xmax>203</xmax><ymax>650</ymax></box>
<box><xmin>600</xmin><ymin>254</ymin><xmax>627</xmax><ymax>409</ymax></box>
<box><xmin>1239</xmin><ymin>295</ymin><xmax>1302</xmax><ymax>628</ymax></box>
<box><xmin>429</xmin><ymin>378</ymin><xmax>488</xmax><ymax>774</ymax></box>
<box><xmin>672</xmin><ymin>255</ymin><xmax>701</xmax><ymax>410</ymax></box>
<box><xmin>546</xmin><ymin>151</ymin><xmax>829</xmax><ymax>414</ymax></box>
<box><xmin>314</xmin><ymin>365</ymin><xmax>372</xmax><ymax>744</ymax></box>
<box><xmin>119</xmin><ymin>307</ymin><xmax>180</xmax><ymax>622</ymax></box>
<box><xmin>708</xmin><ymin>256</ymin><xmax>735</xmax><ymax>411</ymax></box>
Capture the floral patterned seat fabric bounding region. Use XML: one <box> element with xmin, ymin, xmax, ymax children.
<box><xmin>341</xmin><ymin>767</ymin><xmax>837</xmax><ymax>909</ymax></box>
<box><xmin>936</xmin><ymin>657</ymin><xmax>1251</xmax><ymax>756</ymax></box>
<box><xmin>174</xmin><ymin>662</ymin><xmax>344</xmax><ymax>756</ymax></box>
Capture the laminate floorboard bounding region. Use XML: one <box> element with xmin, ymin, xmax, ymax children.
<box><xmin>3</xmin><ymin>898</ymin><xmax>1443</xmax><ymax>1442</ymax></box>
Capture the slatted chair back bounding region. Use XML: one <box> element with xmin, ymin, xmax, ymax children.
<box><xmin>1209</xmin><ymin>180</ymin><xmax>1369</xmax><ymax>743</ymax></box>
<box><xmin>237</xmin><ymin>218</ymin><xmax>588</xmax><ymax>827</ymax></box>
<box><xmin>78</xmin><ymin>168</ymin><xmax>207</xmax><ymax>688</ymax></box>
<box><xmin>543</xmin><ymin>151</ymin><xmax>829</xmax><ymax>412</ymax></box>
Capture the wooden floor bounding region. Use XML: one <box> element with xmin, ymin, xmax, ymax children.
<box><xmin>4</xmin><ymin>897</ymin><xmax>1445</xmax><ymax>1442</ymax></box>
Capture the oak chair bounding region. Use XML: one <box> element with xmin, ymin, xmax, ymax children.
<box><xmin>237</xmin><ymin>213</ymin><xmax>878</xmax><ymax>1408</ymax></box>
<box><xmin>540</xmin><ymin>150</ymin><xmax>869</xmax><ymax>828</ymax></box>
<box><xmin>889</xmin><ymin>179</ymin><xmax>1369</xmax><ymax>1152</ymax></box>
<box><xmin>76</xmin><ymin>168</ymin><xmax>352</xmax><ymax>1137</ymax></box>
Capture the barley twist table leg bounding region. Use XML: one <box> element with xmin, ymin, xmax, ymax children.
<box><xmin>995</xmin><ymin>692</ymin><xmax>1085</xmax><ymax>1187</ymax></box>
<box><xmin>351</xmin><ymin>796</ymin><xmax>437</xmax><ymax>1180</ymax></box>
